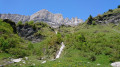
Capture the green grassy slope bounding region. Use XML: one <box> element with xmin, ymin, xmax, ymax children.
<box><xmin>1</xmin><ymin>7</ymin><xmax>120</xmax><ymax>67</ymax></box>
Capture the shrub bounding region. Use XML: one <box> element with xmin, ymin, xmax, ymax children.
<box><xmin>17</xmin><ymin>21</ymin><xmax>22</xmax><ymax>26</ymax></box>
<box><xmin>76</xmin><ymin>34</ymin><xmax>85</xmax><ymax>42</ymax></box>
<box><xmin>108</xmin><ymin>9</ymin><xmax>113</xmax><ymax>12</ymax></box>
<box><xmin>118</xmin><ymin>5</ymin><xmax>120</xmax><ymax>8</ymax></box>
<box><xmin>3</xmin><ymin>19</ymin><xmax>17</xmax><ymax>33</ymax></box>
<box><xmin>0</xmin><ymin>35</ymin><xmax>20</xmax><ymax>52</ymax></box>
<box><xmin>28</xmin><ymin>21</ymin><xmax>34</xmax><ymax>25</ymax></box>
<box><xmin>87</xmin><ymin>15</ymin><xmax>93</xmax><ymax>25</ymax></box>
<box><xmin>25</xmin><ymin>21</ymin><xmax>28</xmax><ymax>25</ymax></box>
<box><xmin>8</xmin><ymin>48</ymin><xmax>28</xmax><ymax>58</ymax></box>
<box><xmin>0</xmin><ymin>19</ymin><xmax>3</xmax><ymax>22</ymax></box>
<box><xmin>89</xmin><ymin>55</ymin><xmax>96</xmax><ymax>61</ymax></box>
<box><xmin>32</xmin><ymin>24</ymin><xmax>36</xmax><ymax>31</ymax></box>
<box><xmin>0</xmin><ymin>37</ymin><xmax>9</xmax><ymax>51</ymax></box>
<box><xmin>92</xmin><ymin>21</ymin><xmax>96</xmax><ymax>25</ymax></box>
<box><xmin>56</xmin><ymin>33</ymin><xmax>63</xmax><ymax>44</ymax></box>
<box><xmin>28</xmin><ymin>43</ymin><xmax>34</xmax><ymax>50</ymax></box>
<box><xmin>97</xmin><ymin>14</ymin><xmax>103</xmax><ymax>21</ymax></box>
<box><xmin>39</xmin><ymin>22</ymin><xmax>49</xmax><ymax>27</ymax></box>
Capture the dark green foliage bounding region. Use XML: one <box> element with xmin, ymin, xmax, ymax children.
<box><xmin>32</xmin><ymin>24</ymin><xmax>36</xmax><ymax>31</ymax></box>
<box><xmin>0</xmin><ymin>19</ymin><xmax>28</xmax><ymax>58</ymax></box>
<box><xmin>56</xmin><ymin>32</ymin><xmax>63</xmax><ymax>44</ymax></box>
<box><xmin>89</xmin><ymin>55</ymin><xmax>96</xmax><ymax>61</ymax></box>
<box><xmin>28</xmin><ymin>43</ymin><xmax>34</xmax><ymax>50</ymax></box>
<box><xmin>87</xmin><ymin>15</ymin><xmax>93</xmax><ymax>25</ymax></box>
<box><xmin>97</xmin><ymin>14</ymin><xmax>103</xmax><ymax>21</ymax></box>
<box><xmin>76</xmin><ymin>34</ymin><xmax>85</xmax><ymax>42</ymax></box>
<box><xmin>118</xmin><ymin>5</ymin><xmax>120</xmax><ymax>8</ymax></box>
<box><xmin>0</xmin><ymin>37</ymin><xmax>9</xmax><ymax>51</ymax></box>
<box><xmin>37</xmin><ymin>22</ymin><xmax>49</xmax><ymax>27</ymax></box>
<box><xmin>28</xmin><ymin>21</ymin><xmax>34</xmax><ymax>25</ymax></box>
<box><xmin>25</xmin><ymin>21</ymin><xmax>28</xmax><ymax>25</ymax></box>
<box><xmin>8</xmin><ymin>48</ymin><xmax>28</xmax><ymax>58</ymax></box>
<box><xmin>3</xmin><ymin>19</ymin><xmax>17</xmax><ymax>33</ymax></box>
<box><xmin>17</xmin><ymin>21</ymin><xmax>22</xmax><ymax>26</ymax></box>
<box><xmin>108</xmin><ymin>9</ymin><xmax>113</xmax><ymax>12</ymax></box>
<box><xmin>92</xmin><ymin>21</ymin><xmax>96</xmax><ymax>25</ymax></box>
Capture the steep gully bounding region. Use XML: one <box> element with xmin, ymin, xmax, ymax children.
<box><xmin>0</xmin><ymin>30</ymin><xmax>65</xmax><ymax>66</ymax></box>
<box><xmin>42</xmin><ymin>30</ymin><xmax>65</xmax><ymax>63</ymax></box>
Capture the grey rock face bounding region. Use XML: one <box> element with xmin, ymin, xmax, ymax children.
<box><xmin>95</xmin><ymin>13</ymin><xmax>120</xmax><ymax>24</ymax></box>
<box><xmin>17</xmin><ymin>25</ymin><xmax>43</xmax><ymax>43</ymax></box>
<box><xmin>0</xmin><ymin>9</ymin><xmax>83</xmax><ymax>28</ymax></box>
<box><xmin>0</xmin><ymin>14</ymin><xmax>30</xmax><ymax>23</ymax></box>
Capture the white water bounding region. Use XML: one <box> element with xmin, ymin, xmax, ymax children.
<box><xmin>55</xmin><ymin>31</ymin><xmax>57</xmax><ymax>34</ymax></box>
<box><xmin>56</xmin><ymin>42</ymin><xmax>65</xmax><ymax>59</ymax></box>
<box><xmin>11</xmin><ymin>58</ymin><xmax>22</xmax><ymax>63</ymax></box>
<box><xmin>41</xmin><ymin>60</ymin><xmax>46</xmax><ymax>64</ymax></box>
<box><xmin>111</xmin><ymin>62</ymin><xmax>120</xmax><ymax>67</ymax></box>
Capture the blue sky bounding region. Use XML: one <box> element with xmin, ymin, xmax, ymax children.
<box><xmin>0</xmin><ymin>0</ymin><xmax>120</xmax><ymax>21</ymax></box>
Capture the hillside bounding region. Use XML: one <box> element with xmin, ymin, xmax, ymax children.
<box><xmin>0</xmin><ymin>7</ymin><xmax>120</xmax><ymax>67</ymax></box>
<box><xmin>86</xmin><ymin>8</ymin><xmax>120</xmax><ymax>25</ymax></box>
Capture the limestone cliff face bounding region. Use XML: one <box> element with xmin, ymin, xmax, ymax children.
<box><xmin>0</xmin><ymin>9</ymin><xmax>83</xmax><ymax>28</ymax></box>
<box><xmin>0</xmin><ymin>14</ymin><xmax>30</xmax><ymax>23</ymax></box>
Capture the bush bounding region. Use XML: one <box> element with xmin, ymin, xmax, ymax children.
<box><xmin>108</xmin><ymin>9</ymin><xmax>113</xmax><ymax>12</ymax></box>
<box><xmin>92</xmin><ymin>21</ymin><xmax>96</xmax><ymax>25</ymax></box>
<box><xmin>76</xmin><ymin>34</ymin><xmax>85</xmax><ymax>42</ymax></box>
<box><xmin>0</xmin><ymin>35</ymin><xmax>21</xmax><ymax>52</ymax></box>
<box><xmin>28</xmin><ymin>21</ymin><xmax>34</xmax><ymax>25</ymax></box>
<box><xmin>89</xmin><ymin>54</ymin><xmax>96</xmax><ymax>61</ymax></box>
<box><xmin>8</xmin><ymin>48</ymin><xmax>28</xmax><ymax>58</ymax></box>
<box><xmin>28</xmin><ymin>43</ymin><xmax>34</xmax><ymax>50</ymax></box>
<box><xmin>3</xmin><ymin>19</ymin><xmax>17</xmax><ymax>33</ymax></box>
<box><xmin>97</xmin><ymin>14</ymin><xmax>103</xmax><ymax>21</ymax></box>
<box><xmin>0</xmin><ymin>19</ymin><xmax>3</xmax><ymax>22</ymax></box>
<box><xmin>118</xmin><ymin>5</ymin><xmax>120</xmax><ymax>8</ymax></box>
<box><xmin>39</xmin><ymin>22</ymin><xmax>49</xmax><ymax>27</ymax></box>
<box><xmin>87</xmin><ymin>15</ymin><xmax>93</xmax><ymax>25</ymax></box>
<box><xmin>0</xmin><ymin>37</ymin><xmax>9</xmax><ymax>51</ymax></box>
<box><xmin>17</xmin><ymin>21</ymin><xmax>22</xmax><ymax>26</ymax></box>
<box><xmin>25</xmin><ymin>21</ymin><xmax>28</xmax><ymax>25</ymax></box>
<box><xmin>56</xmin><ymin>33</ymin><xmax>63</xmax><ymax>44</ymax></box>
<box><xmin>32</xmin><ymin>24</ymin><xmax>36</xmax><ymax>31</ymax></box>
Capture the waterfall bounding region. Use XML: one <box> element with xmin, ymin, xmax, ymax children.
<box><xmin>56</xmin><ymin>42</ymin><xmax>65</xmax><ymax>59</ymax></box>
<box><xmin>55</xmin><ymin>31</ymin><xmax>57</xmax><ymax>34</ymax></box>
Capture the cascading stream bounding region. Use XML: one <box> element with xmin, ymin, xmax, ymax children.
<box><xmin>56</xmin><ymin>42</ymin><xmax>65</xmax><ymax>59</ymax></box>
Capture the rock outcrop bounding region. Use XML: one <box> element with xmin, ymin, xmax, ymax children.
<box><xmin>94</xmin><ymin>10</ymin><xmax>120</xmax><ymax>24</ymax></box>
<box><xmin>17</xmin><ymin>25</ymin><xmax>44</xmax><ymax>43</ymax></box>
<box><xmin>0</xmin><ymin>9</ymin><xmax>83</xmax><ymax>28</ymax></box>
<box><xmin>0</xmin><ymin>14</ymin><xmax>30</xmax><ymax>23</ymax></box>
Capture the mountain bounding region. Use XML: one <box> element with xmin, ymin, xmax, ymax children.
<box><xmin>0</xmin><ymin>9</ymin><xmax>83</xmax><ymax>28</ymax></box>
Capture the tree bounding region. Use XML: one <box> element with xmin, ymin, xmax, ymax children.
<box><xmin>118</xmin><ymin>5</ymin><xmax>120</xmax><ymax>8</ymax></box>
<box><xmin>108</xmin><ymin>9</ymin><xmax>113</xmax><ymax>12</ymax></box>
<box><xmin>87</xmin><ymin>15</ymin><xmax>93</xmax><ymax>25</ymax></box>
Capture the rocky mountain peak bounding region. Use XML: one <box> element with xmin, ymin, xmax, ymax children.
<box><xmin>35</xmin><ymin>9</ymin><xmax>50</xmax><ymax>14</ymax></box>
<box><xmin>0</xmin><ymin>9</ymin><xmax>83</xmax><ymax>28</ymax></box>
